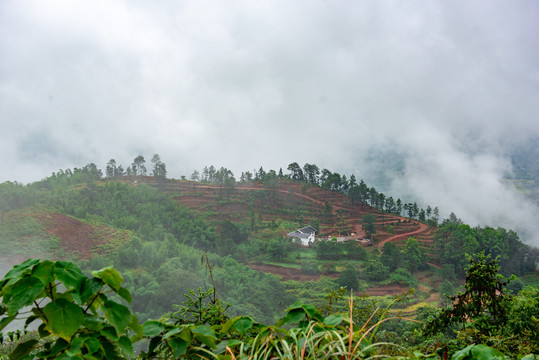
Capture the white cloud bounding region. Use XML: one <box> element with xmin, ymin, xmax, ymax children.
<box><xmin>1</xmin><ymin>0</ymin><xmax>538</xmax><ymax>244</ymax></box>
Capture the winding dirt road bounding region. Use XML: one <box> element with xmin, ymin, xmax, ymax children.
<box><xmin>188</xmin><ymin>183</ymin><xmax>431</xmax><ymax>252</ymax></box>
<box><xmin>377</xmin><ymin>222</ymin><xmax>429</xmax><ymax>251</ymax></box>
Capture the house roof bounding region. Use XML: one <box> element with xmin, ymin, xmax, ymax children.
<box><xmin>287</xmin><ymin>231</ymin><xmax>311</xmax><ymax>239</ymax></box>
<box><xmin>287</xmin><ymin>225</ymin><xmax>318</xmax><ymax>239</ymax></box>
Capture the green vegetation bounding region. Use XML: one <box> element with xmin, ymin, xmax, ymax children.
<box><xmin>2</xmin><ymin>258</ymin><xmax>538</xmax><ymax>359</ymax></box>
<box><xmin>433</xmin><ymin>221</ymin><xmax>539</xmax><ymax>277</ymax></box>
<box><xmin>0</xmin><ymin>259</ymin><xmax>138</xmax><ymax>359</ymax></box>
<box><xmin>0</xmin><ymin>167</ymin><xmax>292</xmax><ymax>324</ymax></box>
<box><xmin>0</xmin><ymin>209</ymin><xmax>57</xmax><ymax>258</ymax></box>
<box><xmin>1</xmin><ymin>158</ymin><xmax>539</xmax><ymax>358</ymax></box>
<box><xmin>424</xmin><ymin>253</ymin><xmax>539</xmax><ymax>356</ymax></box>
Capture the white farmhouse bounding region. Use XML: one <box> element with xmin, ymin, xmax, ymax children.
<box><xmin>287</xmin><ymin>225</ymin><xmax>318</xmax><ymax>246</ymax></box>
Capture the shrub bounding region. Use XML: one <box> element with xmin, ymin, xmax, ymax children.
<box><xmin>365</xmin><ymin>259</ymin><xmax>390</xmax><ymax>281</ymax></box>
<box><xmin>390</xmin><ymin>268</ymin><xmax>418</xmax><ymax>288</ymax></box>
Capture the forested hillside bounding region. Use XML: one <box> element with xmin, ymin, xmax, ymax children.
<box><xmin>1</xmin><ymin>168</ymin><xmax>290</xmax><ymax>324</ymax></box>
<box><xmin>1</xmin><ymin>158</ymin><xmax>539</xmax><ymax>358</ymax></box>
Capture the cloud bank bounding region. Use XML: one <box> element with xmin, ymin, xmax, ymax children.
<box><xmin>1</xmin><ymin>0</ymin><xmax>538</xmax><ymax>244</ymax></box>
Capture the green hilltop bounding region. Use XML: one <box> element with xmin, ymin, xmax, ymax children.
<box><xmin>1</xmin><ymin>157</ymin><xmax>539</xmax><ymax>358</ymax></box>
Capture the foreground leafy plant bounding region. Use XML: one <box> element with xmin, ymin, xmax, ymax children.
<box><xmin>0</xmin><ymin>259</ymin><xmax>141</xmax><ymax>359</ymax></box>
<box><xmin>2</xmin><ymin>259</ymin><xmax>535</xmax><ymax>360</ymax></box>
<box><xmin>141</xmin><ymin>294</ymin><xmax>429</xmax><ymax>359</ymax></box>
<box><xmin>451</xmin><ymin>344</ymin><xmax>508</xmax><ymax>360</ymax></box>
<box><xmin>423</xmin><ymin>252</ymin><xmax>539</xmax><ymax>357</ymax></box>
<box><xmin>426</xmin><ymin>252</ymin><xmax>512</xmax><ymax>337</ymax></box>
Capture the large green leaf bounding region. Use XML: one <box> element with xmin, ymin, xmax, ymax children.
<box><xmin>87</xmin><ymin>293</ymin><xmax>107</xmax><ymax>313</ymax></box>
<box><xmin>192</xmin><ymin>325</ymin><xmax>217</xmax><ymax>349</ymax></box>
<box><xmin>215</xmin><ymin>339</ymin><xmax>242</xmax><ymax>355</ymax></box>
<box><xmin>31</xmin><ymin>260</ymin><xmax>55</xmax><ymax>286</ymax></box>
<box><xmin>324</xmin><ymin>314</ymin><xmax>343</xmax><ymax>326</ymax></box>
<box><xmin>470</xmin><ymin>344</ymin><xmax>507</xmax><ymax>360</ymax></box>
<box><xmin>302</xmin><ymin>304</ymin><xmax>324</xmax><ymax>321</ymax></box>
<box><xmin>284</xmin><ymin>302</ymin><xmax>303</xmax><ymax>311</ymax></box>
<box><xmin>117</xmin><ymin>287</ymin><xmax>132</xmax><ymax>303</ymax></box>
<box><xmin>301</xmin><ymin>304</ymin><xmax>317</xmax><ymax>317</ymax></box>
<box><xmin>42</xmin><ymin>298</ymin><xmax>84</xmax><ymax>340</ymax></box>
<box><xmin>163</xmin><ymin>327</ymin><xmax>183</xmax><ymax>339</ymax></box>
<box><xmin>100</xmin><ymin>325</ymin><xmax>118</xmax><ymax>341</ymax></box>
<box><xmin>169</xmin><ymin>337</ymin><xmax>188</xmax><ymax>357</ymax></box>
<box><xmin>37</xmin><ymin>323</ymin><xmax>48</xmax><ymax>338</ymax></box>
<box><xmin>143</xmin><ymin>320</ymin><xmax>164</xmax><ymax>337</ymax></box>
<box><xmin>65</xmin><ymin>337</ymin><xmax>83</xmax><ymax>357</ymax></box>
<box><xmin>102</xmin><ymin>300</ymin><xmax>131</xmax><ymax>335</ymax></box>
<box><xmin>91</xmin><ymin>267</ymin><xmax>123</xmax><ymax>292</ymax></box>
<box><xmin>101</xmin><ymin>338</ymin><xmax>118</xmax><ymax>359</ymax></box>
<box><xmin>83</xmin><ymin>314</ymin><xmax>103</xmax><ymax>331</ymax></box>
<box><xmin>46</xmin><ymin>338</ymin><xmax>69</xmax><ymax>357</ymax></box>
<box><xmin>520</xmin><ymin>355</ymin><xmax>539</xmax><ymax>360</ymax></box>
<box><xmin>221</xmin><ymin>317</ymin><xmax>237</xmax><ymax>334</ymax></box>
<box><xmin>232</xmin><ymin>316</ymin><xmax>254</xmax><ymax>335</ymax></box>
<box><xmin>280</xmin><ymin>308</ymin><xmax>306</xmax><ymax>325</ymax></box>
<box><xmin>147</xmin><ymin>336</ymin><xmax>162</xmax><ymax>356</ymax></box>
<box><xmin>168</xmin><ymin>326</ymin><xmax>193</xmax><ymax>344</ymax></box>
<box><xmin>76</xmin><ymin>277</ymin><xmax>103</xmax><ymax>304</ymax></box>
<box><xmin>3</xmin><ymin>259</ymin><xmax>39</xmax><ymax>285</ymax></box>
<box><xmin>4</xmin><ymin>276</ymin><xmax>44</xmax><ymax>316</ymax></box>
<box><xmin>452</xmin><ymin>344</ymin><xmax>508</xmax><ymax>360</ymax></box>
<box><xmin>83</xmin><ymin>336</ymin><xmax>101</xmax><ymax>354</ymax></box>
<box><xmin>118</xmin><ymin>335</ymin><xmax>133</xmax><ymax>356</ymax></box>
<box><xmin>128</xmin><ymin>314</ymin><xmax>143</xmax><ymax>338</ymax></box>
<box><xmin>8</xmin><ymin>339</ymin><xmax>38</xmax><ymax>360</ymax></box>
<box><xmin>54</xmin><ymin>261</ymin><xmax>86</xmax><ymax>290</ymax></box>
<box><xmin>192</xmin><ymin>325</ymin><xmax>216</xmax><ymax>338</ymax></box>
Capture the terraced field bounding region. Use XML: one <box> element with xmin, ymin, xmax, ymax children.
<box><xmin>140</xmin><ymin>177</ymin><xmax>437</xmax><ymax>265</ymax></box>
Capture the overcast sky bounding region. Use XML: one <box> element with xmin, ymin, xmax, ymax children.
<box><xmin>1</xmin><ymin>1</ymin><xmax>538</xmax><ymax>244</ymax></box>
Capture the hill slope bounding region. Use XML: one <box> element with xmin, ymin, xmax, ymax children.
<box><xmin>0</xmin><ymin>207</ymin><xmax>129</xmax><ymax>270</ymax></box>
<box><xmin>139</xmin><ymin>177</ymin><xmax>435</xmax><ymax>252</ymax></box>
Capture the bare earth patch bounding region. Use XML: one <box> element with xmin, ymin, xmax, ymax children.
<box><xmin>38</xmin><ymin>213</ymin><xmax>129</xmax><ymax>259</ymax></box>
<box><xmin>248</xmin><ymin>263</ymin><xmax>338</xmax><ymax>281</ymax></box>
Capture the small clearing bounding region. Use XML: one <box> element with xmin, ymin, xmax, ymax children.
<box><xmin>248</xmin><ymin>263</ymin><xmax>338</xmax><ymax>281</ymax></box>
<box><xmin>39</xmin><ymin>213</ymin><xmax>130</xmax><ymax>259</ymax></box>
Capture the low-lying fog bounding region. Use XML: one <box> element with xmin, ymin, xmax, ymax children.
<box><xmin>1</xmin><ymin>1</ymin><xmax>538</xmax><ymax>245</ymax></box>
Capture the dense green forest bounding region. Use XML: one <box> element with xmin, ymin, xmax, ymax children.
<box><xmin>1</xmin><ymin>156</ymin><xmax>539</xmax><ymax>358</ymax></box>
<box><xmin>1</xmin><ymin>255</ymin><xmax>538</xmax><ymax>359</ymax></box>
<box><xmin>1</xmin><ymin>171</ymin><xmax>290</xmax><ymax>324</ymax></box>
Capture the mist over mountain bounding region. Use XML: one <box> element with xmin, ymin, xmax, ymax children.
<box><xmin>1</xmin><ymin>1</ymin><xmax>538</xmax><ymax>245</ymax></box>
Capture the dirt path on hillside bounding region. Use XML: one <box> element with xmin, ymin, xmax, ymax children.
<box><xmin>192</xmin><ymin>185</ymin><xmax>385</xmax><ymax>219</ymax></box>
<box><xmin>377</xmin><ymin>222</ymin><xmax>429</xmax><ymax>252</ymax></box>
<box><xmin>363</xmin><ymin>285</ymin><xmax>409</xmax><ymax>296</ymax></box>
<box><xmin>192</xmin><ymin>184</ymin><xmax>429</xmax><ymax>248</ymax></box>
<box><xmin>247</xmin><ymin>263</ymin><xmax>409</xmax><ymax>296</ymax></box>
<box><xmin>192</xmin><ymin>184</ymin><xmax>326</xmax><ymax>205</ymax></box>
<box><xmin>247</xmin><ymin>263</ymin><xmax>338</xmax><ymax>281</ymax></box>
